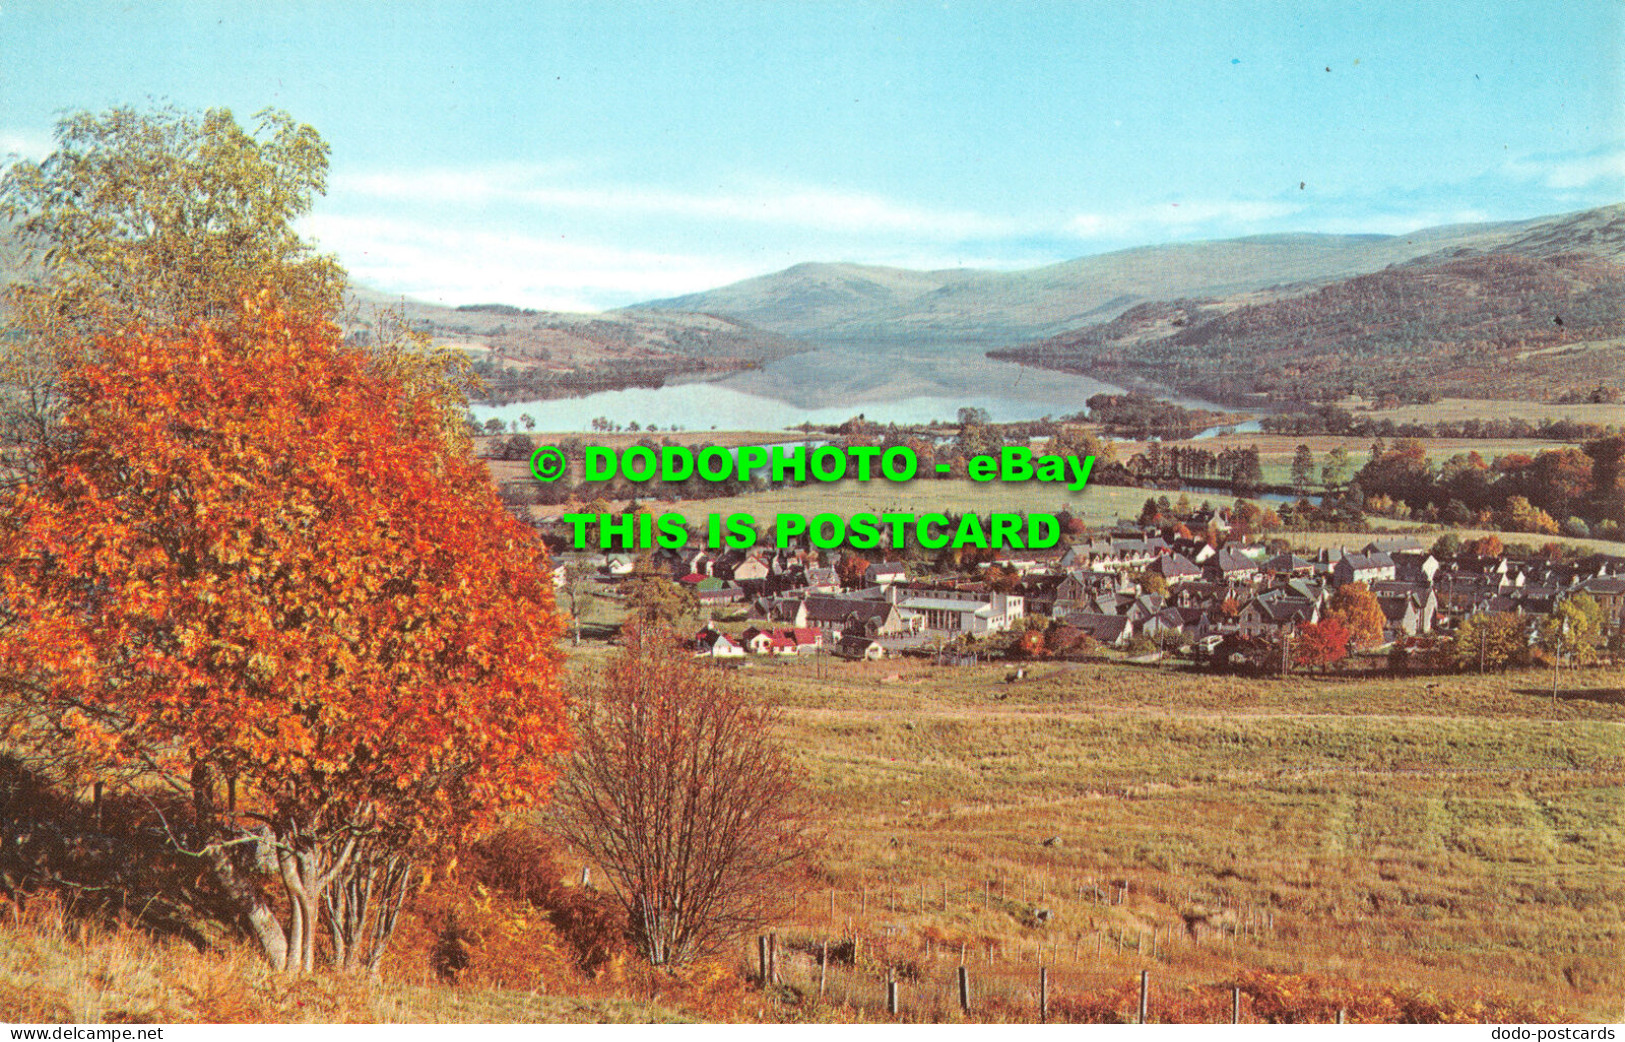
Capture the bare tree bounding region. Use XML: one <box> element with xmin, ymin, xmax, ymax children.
<box><xmin>550</xmin><ymin>624</ymin><xmax>813</xmax><ymax>965</ymax></box>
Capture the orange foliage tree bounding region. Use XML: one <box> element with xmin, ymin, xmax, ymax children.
<box><xmin>0</xmin><ymin>301</ymin><xmax>569</xmax><ymax>973</ymax></box>
<box><xmin>1328</xmin><ymin>582</ymin><xmax>1386</xmax><ymax>650</ymax></box>
<box><xmin>1293</xmin><ymin>617</ymin><xmax>1350</xmax><ymax>671</ymax></box>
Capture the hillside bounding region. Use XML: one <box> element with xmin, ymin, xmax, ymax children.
<box><xmin>345</xmin><ymin>289</ymin><xmax>811</xmax><ymax>403</ymax></box>
<box><xmin>0</xmin><ymin>228</ymin><xmax>810</xmax><ymax>404</ymax></box>
<box><xmin>633</xmin><ymin>205</ymin><xmax>1624</xmax><ymax>343</ymax></box>
<box><xmin>990</xmin><ymin>250</ymin><xmax>1625</xmax><ymax>406</ymax></box>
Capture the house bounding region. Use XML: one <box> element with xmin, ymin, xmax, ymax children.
<box><xmin>803</xmin><ymin>595</ymin><xmax>913</xmax><ymax>641</ymax></box>
<box><xmin>1392</xmin><ymin>551</ymin><xmax>1441</xmax><ymax>584</ymax></box>
<box><xmin>680</xmin><ymin>574</ymin><xmax>745</xmax><ymax>606</ymax></box>
<box><xmin>864</xmin><ymin>561</ymin><xmax>908</xmax><ymax>587</ymax></box>
<box><xmin>1204</xmin><ymin>548</ymin><xmax>1260</xmax><ymax>584</ymax></box>
<box><xmin>1014</xmin><ymin>573</ymin><xmax>1068</xmax><ymax>615</ymax></box>
<box><xmin>1059</xmin><ymin>611</ymin><xmax>1134</xmax><ymax>646</ymax></box>
<box><xmin>892</xmin><ymin>585</ymin><xmax>1024</xmax><ymax>636</ymax></box>
<box><xmin>1376</xmin><ymin>590</ymin><xmax>1434</xmax><ymax>639</ymax></box>
<box><xmin>721</xmin><ymin>554</ymin><xmax>770</xmax><ymax>584</ymax></box>
<box><xmin>1146</xmin><ymin>552</ymin><xmax>1203</xmax><ymax>584</ymax></box>
<box><xmin>741</xmin><ymin>626</ymin><xmax>824</xmax><ymax>655</ymax></box>
<box><xmin>1364</xmin><ymin>538</ymin><xmax>1425</xmax><ymax>555</ymax></box>
<box><xmin>1141</xmin><ymin>606</ymin><xmax>1192</xmax><ymax>640</ymax></box>
<box><xmin>1332</xmin><ymin>550</ymin><xmax>1396</xmax><ymax>586</ymax></box>
<box><xmin>1262</xmin><ymin>553</ymin><xmax>1314</xmax><ymax>577</ymax></box>
<box><xmin>835</xmin><ymin>634</ymin><xmax>886</xmax><ymax>660</ymax></box>
<box><xmin>694</xmin><ymin>626</ymin><xmax>745</xmax><ymax>657</ymax></box>
<box><xmin>1236</xmin><ymin>592</ymin><xmax>1318</xmax><ymax>637</ymax></box>
<box><xmin>1575</xmin><ymin>575</ymin><xmax>1625</xmax><ymax>624</ymax></box>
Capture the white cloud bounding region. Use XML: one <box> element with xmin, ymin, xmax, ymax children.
<box><xmin>300</xmin><ymin>213</ymin><xmax>762</xmax><ymax>312</ymax></box>
<box><xmin>331</xmin><ymin>165</ymin><xmax>1021</xmax><ymax>239</ymax></box>
<box><xmin>1296</xmin><ymin>209</ymin><xmax>1496</xmax><ymax>236</ymax></box>
<box><xmin>1503</xmin><ymin>149</ymin><xmax>1625</xmax><ymax>191</ymax></box>
<box><xmin>1065</xmin><ymin>199</ymin><xmax>1305</xmax><ymax>240</ymax></box>
<box><xmin>0</xmin><ymin>129</ymin><xmax>53</xmax><ymax>162</ymax></box>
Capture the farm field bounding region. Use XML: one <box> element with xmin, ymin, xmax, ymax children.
<box><xmin>712</xmin><ymin>654</ymin><xmax>1625</xmax><ymax>1022</ymax></box>
<box><xmin>1113</xmin><ymin>433</ymin><xmax>1593</xmax><ymax>489</ymax></box>
<box><xmin>1357</xmin><ymin>398</ymin><xmax>1625</xmax><ymax>428</ymax></box>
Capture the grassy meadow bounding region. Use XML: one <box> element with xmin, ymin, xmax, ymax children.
<box><xmin>8</xmin><ymin>645</ymin><xmax>1620</xmax><ymax>1022</ymax></box>
<box><xmin>713</xmin><ymin>654</ymin><xmax>1625</xmax><ymax>1022</ymax></box>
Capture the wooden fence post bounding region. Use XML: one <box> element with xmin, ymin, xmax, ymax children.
<box><xmin>768</xmin><ymin>931</ymin><xmax>778</xmax><ymax>984</ymax></box>
<box><xmin>819</xmin><ymin>939</ymin><xmax>828</xmax><ymax>999</ymax></box>
<box><xmin>1337</xmin><ymin>1008</ymin><xmax>1346</xmax><ymax>1024</ymax></box>
<box><xmin>1232</xmin><ymin>985</ymin><xmax>1241</xmax><ymax>1024</ymax></box>
<box><xmin>1139</xmin><ymin>969</ymin><xmax>1150</xmax><ymax>1024</ymax></box>
<box><xmin>887</xmin><ymin>971</ymin><xmax>898</xmax><ymax>1016</ymax></box>
<box><xmin>757</xmin><ymin>935</ymin><xmax>768</xmax><ymax>985</ymax></box>
<box><xmin>1039</xmin><ymin>966</ymin><xmax>1049</xmax><ymax>1023</ymax></box>
<box><xmin>580</xmin><ymin>866</ymin><xmax>591</xmax><ymax>888</ymax></box>
<box><xmin>958</xmin><ymin>964</ymin><xmax>971</xmax><ymax>1013</ymax></box>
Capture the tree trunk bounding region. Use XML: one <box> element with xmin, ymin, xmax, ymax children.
<box><xmin>204</xmin><ymin>844</ymin><xmax>290</xmax><ymax>971</ymax></box>
<box><xmin>193</xmin><ymin>761</ymin><xmax>290</xmax><ymax>971</ymax></box>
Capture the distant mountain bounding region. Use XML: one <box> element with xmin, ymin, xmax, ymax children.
<box><xmin>632</xmin><ymin>205</ymin><xmax>1625</xmax><ymax>343</ymax></box>
<box><xmin>990</xmin><ymin>249</ymin><xmax>1625</xmax><ymax>405</ymax></box>
<box><xmin>0</xmin><ymin>228</ymin><xmax>809</xmax><ymax>404</ymax></box>
<box><xmin>344</xmin><ymin>287</ymin><xmax>810</xmax><ymax>403</ymax></box>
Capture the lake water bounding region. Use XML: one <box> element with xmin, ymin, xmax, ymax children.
<box><xmin>471</xmin><ymin>339</ymin><xmax>1132</xmax><ymax>431</ymax></box>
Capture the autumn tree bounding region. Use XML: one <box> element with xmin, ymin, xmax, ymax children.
<box><xmin>622</xmin><ymin>558</ymin><xmax>697</xmax><ymax>627</ymax></box>
<box><xmin>1540</xmin><ymin>594</ymin><xmax>1604</xmax><ymax>667</ymax></box>
<box><xmin>1293</xmin><ymin>618</ymin><xmax>1350</xmax><ymax>671</ymax></box>
<box><xmin>1</xmin><ymin>105</ymin><xmax>344</xmax><ymax>471</ymax></box>
<box><xmin>1328</xmin><ymin>582</ymin><xmax>1386</xmax><ymax>650</ymax></box>
<box><xmin>1499</xmin><ymin>495</ymin><xmax>1560</xmax><ymax>535</ymax></box>
<box><xmin>1130</xmin><ymin>567</ymin><xmax>1170</xmax><ymax>598</ymax></box>
<box><xmin>0</xmin><ymin>303</ymin><xmax>569</xmax><ymax>973</ymax></box>
<box><xmin>550</xmin><ymin>625</ymin><xmax>813</xmax><ymax>966</ymax></box>
<box><xmin>985</xmin><ymin>563</ymin><xmax>1022</xmax><ymax>594</ymax></box>
<box><xmin>836</xmin><ymin>551</ymin><xmax>872</xmax><ymax>589</ymax></box>
<box><xmin>1452</xmin><ymin>612</ymin><xmax>1528</xmax><ymax>672</ymax></box>
<box><xmin>1</xmin><ymin>105</ymin><xmax>342</xmax><ymax>331</ymax></box>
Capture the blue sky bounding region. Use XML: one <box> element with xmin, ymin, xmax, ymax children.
<box><xmin>2</xmin><ymin>1</ymin><xmax>1622</xmax><ymax>311</ymax></box>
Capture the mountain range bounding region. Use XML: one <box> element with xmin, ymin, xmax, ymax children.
<box><xmin>629</xmin><ymin>204</ymin><xmax>1625</xmax><ymax>346</ymax></box>
<box><xmin>6</xmin><ymin>204</ymin><xmax>1621</xmax><ymax>408</ymax></box>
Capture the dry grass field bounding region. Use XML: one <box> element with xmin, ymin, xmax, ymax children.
<box><xmin>6</xmin><ymin>646</ymin><xmax>1621</xmax><ymax>1023</ymax></box>
<box><xmin>1113</xmin><ymin>433</ymin><xmax>1590</xmax><ymax>489</ymax></box>
<box><xmin>718</xmin><ymin>654</ymin><xmax>1625</xmax><ymax>1022</ymax></box>
<box><xmin>1357</xmin><ymin>398</ymin><xmax>1625</xmax><ymax>427</ymax></box>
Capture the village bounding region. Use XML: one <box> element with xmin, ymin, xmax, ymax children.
<box><xmin>558</xmin><ymin>513</ymin><xmax>1625</xmax><ymax>669</ymax></box>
